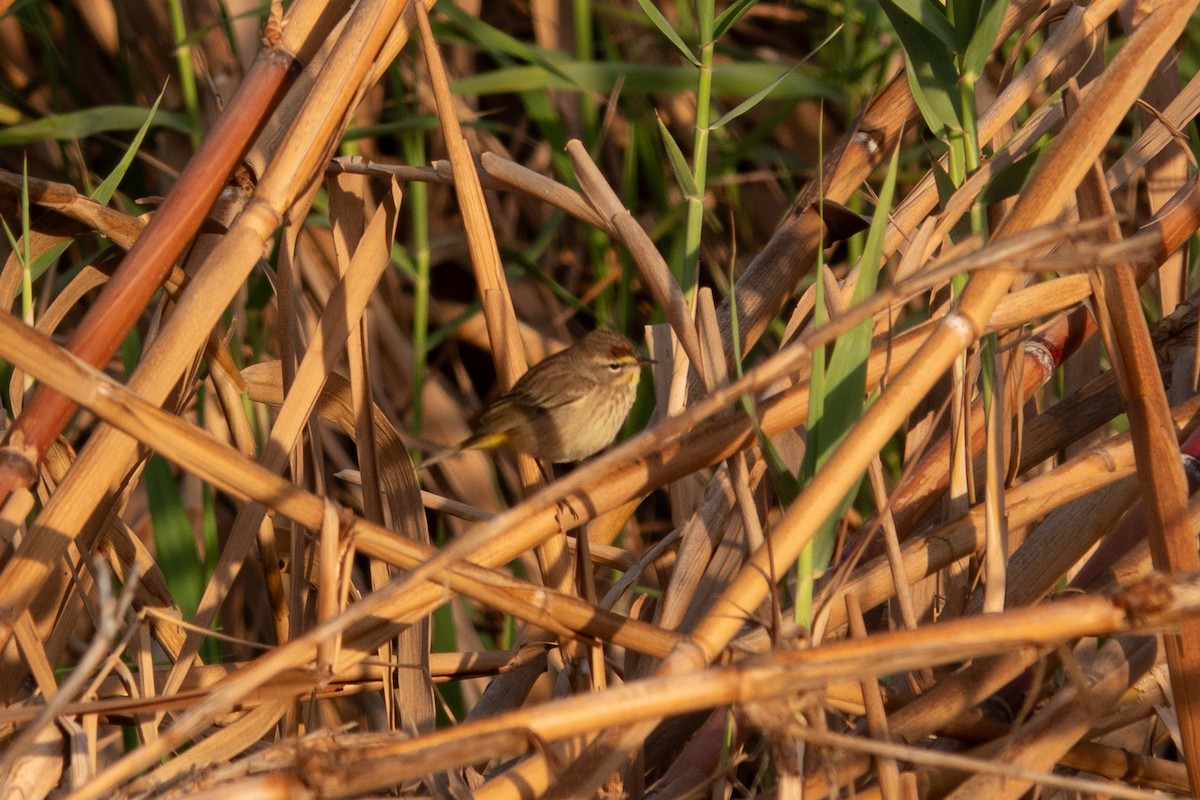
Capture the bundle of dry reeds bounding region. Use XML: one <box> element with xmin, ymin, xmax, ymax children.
<box><xmin>1</xmin><ymin>0</ymin><xmax>1200</xmax><ymax>797</ymax></box>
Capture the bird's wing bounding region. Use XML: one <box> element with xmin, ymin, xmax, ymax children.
<box><xmin>500</xmin><ymin>365</ymin><xmax>589</xmax><ymax>410</ymax></box>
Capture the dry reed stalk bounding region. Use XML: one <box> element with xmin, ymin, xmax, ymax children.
<box><xmin>254</xmin><ymin>571</ymin><xmax>1200</xmax><ymax>796</ymax></box>
<box><xmin>329</xmin><ymin>155</ymin><xmax>617</xmax><ymax>237</ymax></box>
<box><xmin>662</xmin><ymin>0</ymin><xmax>1196</xmax><ymax>714</ymax></box>
<box><xmin>328</xmin><ymin>169</ymin><xmax>432</xmax><ymax>732</ymax></box>
<box><xmin>845</xmin><ymin>593</ymin><xmax>902</xmax><ymax>798</ymax></box>
<box><xmin>0</xmin><ymin>305</ymin><xmax>683</xmax><ymax>664</ymax></box>
<box><xmin>0</xmin><ymin>649</ymin><xmax>544</xmax><ymax>731</ymax></box>
<box><xmin>1083</xmin><ymin>155</ymin><xmax>1200</xmax><ymax>788</ymax></box>
<box><xmin>157</xmin><ymin>180</ymin><xmax>404</xmax><ymax>701</ymax></box>
<box><xmin>568</xmin><ymin>141</ymin><xmax>708</xmax><ymax>381</ymax></box>
<box><xmin>0</xmin><ymin>0</ymin><xmax>339</xmax><ymax>494</ymax></box>
<box><xmin>0</xmin><ymin>0</ymin><xmax>429</xmax><ymax>679</ymax></box>
<box><xmin>0</xmin><ymin>0</ymin><xmax>1198</xmax><ymax>795</ymax></box>
<box><xmin>0</xmin><ymin>171</ymin><xmax>145</xmax><ymax>249</ymax></box>
<box><xmin>414</xmin><ymin>4</ymin><xmax>522</xmax><ymax>389</ymax></box>
<box><xmin>1056</xmin><ymin>740</ymin><xmax>1189</xmax><ymax>793</ymax></box>
<box><xmin>1125</xmin><ymin>4</ymin><xmax>1191</xmax><ymax>316</ymax></box>
<box><xmin>938</xmin><ymin>636</ymin><xmax>1157</xmax><ymax>799</ymax></box>
<box><xmin>859</xmin><ymin>108</ymin><xmax>1200</xmax><ymax>548</ymax></box>
<box><xmin>825</xmin><ymin>395</ymin><xmax>1200</xmax><ymax>633</ymax></box>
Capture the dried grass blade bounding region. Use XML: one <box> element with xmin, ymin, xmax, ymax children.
<box><xmin>160</xmin><ymin>179</ymin><xmax>402</xmax><ymax>698</ymax></box>
<box><xmin>1107</xmin><ymin>64</ymin><xmax>1200</xmax><ymax>190</ymax></box>
<box><xmin>327</xmin><ymin>169</ymin><xmax>433</xmax><ymax>732</ymax></box>
<box><xmin>689</xmin><ymin>0</ymin><xmax>1200</xmax><ymax>671</ymax></box>
<box><xmin>0</xmin><ymin>170</ymin><xmax>145</xmax><ymax>249</ymax></box>
<box><xmin>825</xmin><ymin>393</ymin><xmax>1200</xmax><ymax>635</ymax></box>
<box><xmin>309</xmin><ymin>574</ymin><xmax>1200</xmax><ymax>795</ymax></box>
<box><xmin>0</xmin><ymin>0</ymin><xmax>417</xmax><ymax>673</ymax></box>
<box><xmin>0</xmin><ymin>0</ymin><xmax>320</xmax><ymax>493</ymax></box>
<box><xmin>1133</xmin><ymin>39</ymin><xmax>1191</xmax><ymax>314</ymax></box>
<box><xmin>657</xmin><ymin>464</ymin><xmax>742</xmax><ymax>631</ymax></box>
<box><xmin>414</xmin><ymin>4</ymin><xmax>571</xmax><ymax>623</ymax></box>
<box><xmin>413</xmin><ymin>2</ymin><xmax>523</xmax><ymax>387</ymax></box>
<box><xmin>8</xmin><ymin>266</ymin><xmax>107</xmax><ymax>418</ymax></box>
<box><xmin>0</xmin><ymin>309</ymin><xmax>674</xmax><ymax>666</ymax></box>
<box><xmin>845</xmin><ymin>593</ymin><xmax>902</xmax><ymax>798</ymax></box>
<box><xmin>940</xmin><ymin>636</ymin><xmax>1156</xmax><ymax>800</ymax></box>
<box><xmin>974</xmin><ymin>476</ymin><xmax>1140</xmax><ymax>612</ymax></box>
<box><xmin>980</xmin><ymin>342</ymin><xmax>1009</xmax><ymax>612</ymax></box>
<box><xmin>1082</xmin><ymin>159</ymin><xmax>1200</xmax><ymax>790</ymax></box>
<box><xmin>567</xmin><ymin>140</ymin><xmax>707</xmax><ymax>383</ymax></box>
<box><xmin>479</xmin><ymin>152</ymin><xmax>611</xmax><ymax>232</ymax></box>
<box><xmin>127</xmin><ymin>701</ymin><xmax>289</xmax><ymax>796</ymax></box>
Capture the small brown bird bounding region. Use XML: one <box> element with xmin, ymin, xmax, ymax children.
<box><xmin>420</xmin><ymin>330</ymin><xmax>652</xmax><ymax>468</ymax></box>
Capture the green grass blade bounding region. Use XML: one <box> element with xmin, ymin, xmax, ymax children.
<box><xmin>0</xmin><ymin>105</ymin><xmax>189</xmax><ymax>146</ymax></box>
<box><xmin>91</xmin><ymin>87</ymin><xmax>166</xmax><ymax>204</ymax></box>
<box><xmin>22</xmin><ymin>90</ymin><xmax>168</xmax><ymax>283</ymax></box>
<box><xmin>167</xmin><ymin>0</ymin><xmax>201</xmax><ymax>148</ymax></box>
<box><xmin>713</xmin><ymin>0</ymin><xmax>759</xmax><ymax>41</ymax></box>
<box><xmin>960</xmin><ymin>0</ymin><xmax>1008</xmax><ymax>77</ymax></box>
<box><xmin>713</xmin><ymin>19</ymin><xmax>850</xmax><ymax>134</ymax></box>
<box><xmin>710</xmin><ymin>65</ymin><xmax>796</xmax><ymax>130</ymax></box>
<box><xmin>879</xmin><ymin>0</ymin><xmax>957</xmax><ymax>51</ymax></box>
<box><xmin>633</xmin><ymin>0</ymin><xmax>700</xmax><ymax>65</ymax></box>
<box><xmin>146</xmin><ymin>455</ymin><xmax>203</xmax><ymax>618</ymax></box>
<box><xmin>655</xmin><ymin>114</ymin><xmax>699</xmax><ymax>199</ymax></box>
<box><xmin>819</xmin><ymin>142</ymin><xmax>902</xmax><ymax>453</ymax></box>
<box><xmin>452</xmin><ymin>61</ymin><xmax>837</xmax><ymax>100</ymax></box>
<box><xmin>795</xmin><ymin>140</ymin><xmax>901</xmax><ymax>620</ymax></box>
<box><xmin>879</xmin><ymin>0</ymin><xmax>962</xmax><ymax>134</ymax></box>
<box><xmin>439</xmin><ymin>3</ymin><xmax>576</xmax><ymax>86</ymax></box>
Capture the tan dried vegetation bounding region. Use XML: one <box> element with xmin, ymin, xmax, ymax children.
<box><xmin>1</xmin><ymin>0</ymin><xmax>1200</xmax><ymax>798</ymax></box>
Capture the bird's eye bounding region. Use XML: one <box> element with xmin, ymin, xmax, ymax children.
<box><xmin>607</xmin><ymin>361</ymin><xmax>623</xmax><ymax>371</ymax></box>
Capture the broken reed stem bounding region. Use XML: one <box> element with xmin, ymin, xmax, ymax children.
<box><xmin>0</xmin><ymin>0</ymin><xmax>327</xmax><ymax>495</ymax></box>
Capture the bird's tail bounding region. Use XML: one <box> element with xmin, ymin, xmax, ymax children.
<box><xmin>414</xmin><ymin>445</ymin><xmax>463</xmax><ymax>471</ymax></box>
<box><xmin>415</xmin><ymin>430</ymin><xmax>508</xmax><ymax>470</ymax></box>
